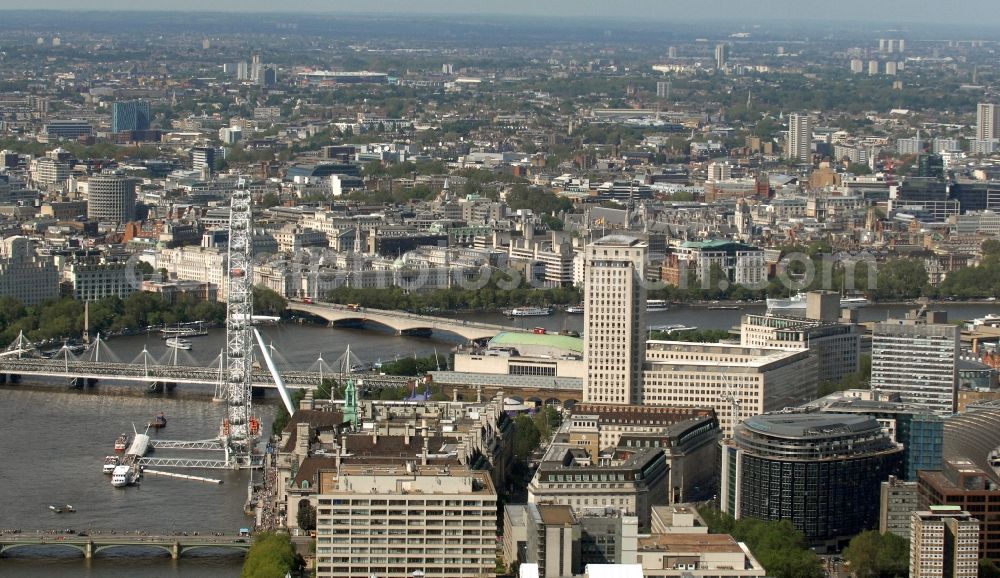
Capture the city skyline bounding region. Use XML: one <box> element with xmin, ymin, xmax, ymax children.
<box><xmin>0</xmin><ymin>0</ymin><xmax>998</xmax><ymax>27</ymax></box>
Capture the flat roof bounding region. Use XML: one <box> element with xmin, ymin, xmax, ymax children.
<box><xmin>638</xmin><ymin>533</ymin><xmax>743</xmax><ymax>554</ymax></box>
<box><xmin>591</xmin><ymin>234</ymin><xmax>644</xmax><ymax>247</ymax></box>
<box><xmin>536</xmin><ymin>504</ymin><xmax>576</xmax><ymax>526</ymax></box>
<box><xmin>742</xmin><ymin>412</ymin><xmax>879</xmax><ymax>439</ymax></box>
<box><xmin>489</xmin><ymin>331</ymin><xmax>583</xmax><ymax>354</ymax></box>
<box><xmin>680</xmin><ymin>239</ymin><xmax>758</xmax><ymax>251</ymax></box>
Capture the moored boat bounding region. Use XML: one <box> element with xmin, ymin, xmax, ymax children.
<box><xmin>767</xmin><ymin>293</ymin><xmax>870</xmax><ymax>312</ymax></box>
<box><xmin>649</xmin><ymin>324</ymin><xmax>698</xmax><ymax>333</ymax></box>
<box><xmin>111</xmin><ymin>464</ymin><xmax>136</xmax><ymax>488</ymax></box>
<box><xmin>564</xmin><ymin>305</ymin><xmax>584</xmax><ymax>314</ymax></box>
<box><xmin>160</xmin><ymin>322</ymin><xmax>208</xmax><ymax>339</ymax></box>
<box><xmin>114</xmin><ymin>433</ymin><xmax>129</xmax><ymax>452</ymax></box>
<box><xmin>503</xmin><ymin>307</ymin><xmax>553</xmax><ymax>317</ymax></box>
<box><xmin>647</xmin><ymin>299</ymin><xmax>670</xmax><ymax>312</ymax></box>
<box><xmin>148</xmin><ymin>412</ymin><xmax>167</xmax><ymax>429</ymax></box>
<box><xmin>103</xmin><ymin>455</ymin><xmax>120</xmax><ymax>474</ymax></box>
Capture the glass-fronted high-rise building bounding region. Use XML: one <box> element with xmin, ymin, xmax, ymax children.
<box><xmin>111</xmin><ymin>99</ymin><xmax>150</xmax><ymax>133</ymax></box>
<box><xmin>721</xmin><ymin>413</ymin><xmax>903</xmax><ymax>548</ymax></box>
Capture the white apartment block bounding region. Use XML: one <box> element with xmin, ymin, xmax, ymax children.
<box><xmin>507</xmin><ymin>235</ymin><xmax>576</xmax><ymax>287</ymax></box>
<box><xmin>740</xmin><ymin>313</ymin><xmax>860</xmax><ymax>383</ymax></box>
<box><xmin>977</xmin><ymin>103</ymin><xmax>999</xmax><ymax>142</ymax></box>
<box><xmin>910</xmin><ymin>507</ymin><xmax>979</xmax><ymax>578</ymax></box>
<box><xmin>315</xmin><ymin>465</ymin><xmax>497</xmax><ymax>578</ymax></box>
<box><xmin>871</xmin><ymin>313</ymin><xmax>959</xmax><ymax>415</ymax></box>
<box><xmin>30</xmin><ymin>157</ymin><xmax>71</xmax><ymax>186</ymax></box>
<box><xmin>157</xmin><ymin>246</ymin><xmax>228</xmax><ymax>301</ymax></box>
<box><xmin>787</xmin><ymin>113</ymin><xmax>812</xmax><ymax>162</ymax></box>
<box><xmin>642</xmin><ymin>341</ymin><xmax>817</xmax><ymax>437</ymax></box>
<box><xmin>66</xmin><ymin>261</ymin><xmax>138</xmax><ymax>301</ymax></box>
<box><xmin>583</xmin><ymin>235</ymin><xmax>647</xmax><ymax>405</ymax></box>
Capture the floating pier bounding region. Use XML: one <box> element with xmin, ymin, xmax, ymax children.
<box><xmin>142</xmin><ymin>469</ymin><xmax>223</xmax><ymax>484</ymax></box>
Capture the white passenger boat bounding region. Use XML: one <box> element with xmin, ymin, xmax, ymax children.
<box><xmin>504</xmin><ymin>307</ymin><xmax>553</xmax><ymax>317</ymax></box>
<box><xmin>165</xmin><ymin>338</ymin><xmax>192</xmax><ymax>350</ymax></box>
<box><xmin>766</xmin><ymin>293</ymin><xmax>869</xmax><ymax>312</ymax></box>
<box><xmin>103</xmin><ymin>455</ymin><xmax>120</xmax><ymax>474</ymax></box>
<box><xmin>111</xmin><ymin>464</ymin><xmax>136</xmax><ymax>487</ymax></box>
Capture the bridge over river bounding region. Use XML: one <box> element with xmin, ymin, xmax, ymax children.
<box><xmin>289</xmin><ymin>301</ymin><xmax>529</xmax><ymax>341</ymax></box>
<box><xmin>0</xmin><ymin>532</ymin><xmax>250</xmax><ymax>559</ymax></box>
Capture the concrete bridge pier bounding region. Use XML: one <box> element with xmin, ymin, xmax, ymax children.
<box><xmin>84</xmin><ymin>541</ymin><xmax>93</xmax><ymax>559</ymax></box>
<box><xmin>171</xmin><ymin>542</ymin><xmax>180</xmax><ymax>559</ymax></box>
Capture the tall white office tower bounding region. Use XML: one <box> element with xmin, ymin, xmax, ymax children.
<box><xmin>583</xmin><ymin>236</ymin><xmax>647</xmax><ymax>405</ymax></box>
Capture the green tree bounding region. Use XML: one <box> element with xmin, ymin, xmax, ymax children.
<box><xmin>842</xmin><ymin>530</ymin><xmax>909</xmax><ymax>578</ymax></box>
<box><xmin>817</xmin><ymin>354</ymin><xmax>872</xmax><ymax>396</ymax></box>
<box><xmin>873</xmin><ymin>259</ymin><xmax>929</xmax><ymax>300</ymax></box>
<box><xmin>848</xmin><ymin>162</ymin><xmax>873</xmax><ymax>175</ymax></box>
<box><xmin>259</xmin><ymin>192</ymin><xmax>280</xmax><ymax>209</ymax></box>
<box><xmin>241</xmin><ymin>531</ymin><xmax>301</xmax><ymax>578</ymax></box>
<box><xmin>980</xmin><ymin>559</ymin><xmax>1000</xmax><ymax>578</ymax></box>
<box><xmin>533</xmin><ymin>406</ymin><xmax>562</xmax><ymax>439</ymax></box>
<box><xmin>698</xmin><ymin>507</ymin><xmax>824</xmax><ymax>578</ymax></box>
<box><xmin>271</xmin><ymin>389</ymin><xmax>306</xmax><ymax>435</ymax></box>
<box><xmin>252</xmin><ymin>287</ymin><xmax>288</xmax><ymax>317</ymax></box>
<box><xmin>296</xmin><ymin>500</ymin><xmax>316</xmax><ymax>532</ymax></box>
<box><xmin>513</xmin><ymin>414</ymin><xmax>541</xmax><ymax>460</ymax></box>
<box><xmin>648</xmin><ymin>329</ymin><xmax>731</xmax><ymax>343</ymax></box>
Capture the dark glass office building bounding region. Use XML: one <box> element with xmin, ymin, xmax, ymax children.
<box><xmin>111</xmin><ymin>99</ymin><xmax>151</xmax><ymax>133</ymax></box>
<box><xmin>721</xmin><ymin>413</ymin><xmax>903</xmax><ymax>548</ymax></box>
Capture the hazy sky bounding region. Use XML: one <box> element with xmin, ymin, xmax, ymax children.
<box><xmin>0</xmin><ymin>0</ymin><xmax>994</xmax><ymax>27</ymax></box>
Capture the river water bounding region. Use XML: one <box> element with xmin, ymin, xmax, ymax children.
<box><xmin>1</xmin><ymin>302</ymin><xmax>997</xmax><ymax>576</ymax></box>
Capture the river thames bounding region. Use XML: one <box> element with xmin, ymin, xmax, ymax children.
<box><xmin>0</xmin><ymin>302</ymin><xmax>997</xmax><ymax>576</ymax></box>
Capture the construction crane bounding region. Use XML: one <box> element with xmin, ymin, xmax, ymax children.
<box><xmin>719</xmin><ymin>370</ymin><xmax>742</xmax><ymax>438</ymax></box>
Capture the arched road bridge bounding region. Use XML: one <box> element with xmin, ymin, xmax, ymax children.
<box><xmin>289</xmin><ymin>301</ymin><xmax>529</xmax><ymax>341</ymax></box>
<box><xmin>0</xmin><ymin>533</ymin><xmax>250</xmax><ymax>559</ymax></box>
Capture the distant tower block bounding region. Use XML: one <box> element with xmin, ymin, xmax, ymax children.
<box><xmin>869</xmin><ymin>60</ymin><xmax>879</xmax><ymax>75</ymax></box>
<box><xmin>202</xmin><ymin>39</ymin><xmax>211</xmax><ymax>50</ymax></box>
<box><xmin>715</xmin><ymin>43</ymin><xmax>729</xmax><ymax>69</ymax></box>
<box><xmin>668</xmin><ymin>46</ymin><xmax>677</xmax><ymax>58</ymax></box>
